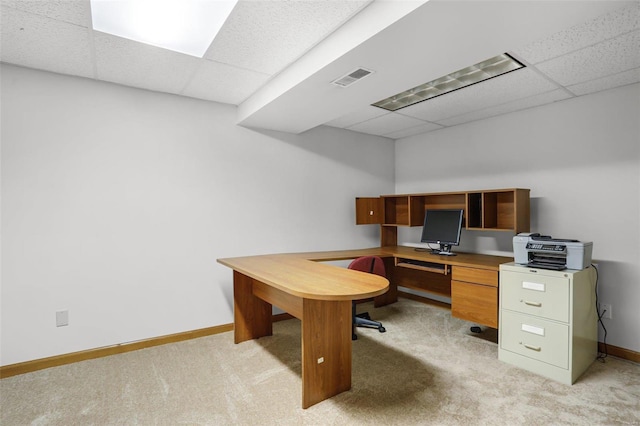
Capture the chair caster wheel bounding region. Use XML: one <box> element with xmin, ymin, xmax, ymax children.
<box><xmin>378</xmin><ymin>327</ymin><xmax>386</xmax><ymax>333</ymax></box>
<box><xmin>352</xmin><ymin>334</ymin><xmax>358</xmax><ymax>340</ymax></box>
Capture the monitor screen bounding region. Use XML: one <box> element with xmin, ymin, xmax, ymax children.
<box><xmin>420</xmin><ymin>209</ymin><xmax>464</xmax><ymax>255</ymax></box>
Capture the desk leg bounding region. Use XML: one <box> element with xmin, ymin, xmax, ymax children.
<box><xmin>301</xmin><ymin>299</ymin><xmax>352</xmax><ymax>408</ymax></box>
<box><xmin>233</xmin><ymin>271</ymin><xmax>272</xmax><ymax>344</ymax></box>
<box><xmin>374</xmin><ymin>257</ymin><xmax>397</xmax><ymax>307</ymax></box>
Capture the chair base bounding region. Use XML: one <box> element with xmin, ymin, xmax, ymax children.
<box><xmin>352</xmin><ymin>311</ymin><xmax>386</xmax><ymax>340</ymax></box>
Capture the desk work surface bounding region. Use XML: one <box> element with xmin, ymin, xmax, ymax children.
<box><xmin>218</xmin><ymin>246</ymin><xmax>512</xmax><ymax>300</ymax></box>
<box><xmin>284</xmin><ymin>246</ymin><xmax>512</xmax><ymax>271</ymax></box>
<box><xmin>217</xmin><ymin>254</ymin><xmax>389</xmax><ymax>301</ymax></box>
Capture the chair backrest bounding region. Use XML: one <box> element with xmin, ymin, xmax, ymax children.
<box><xmin>348</xmin><ymin>256</ymin><xmax>386</xmax><ymax>278</ymax></box>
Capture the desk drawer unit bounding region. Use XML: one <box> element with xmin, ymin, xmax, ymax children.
<box><xmin>498</xmin><ymin>263</ymin><xmax>597</xmax><ymax>385</ymax></box>
<box><xmin>451</xmin><ymin>267</ymin><xmax>498</xmax><ymax>328</ymax></box>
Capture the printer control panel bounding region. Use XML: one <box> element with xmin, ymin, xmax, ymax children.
<box><xmin>526</xmin><ymin>243</ymin><xmax>566</xmax><ymax>252</ymax></box>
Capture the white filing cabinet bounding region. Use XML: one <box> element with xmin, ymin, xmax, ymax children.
<box><xmin>498</xmin><ymin>263</ymin><xmax>597</xmax><ymax>384</ymax></box>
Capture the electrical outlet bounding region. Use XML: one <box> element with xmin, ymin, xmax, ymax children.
<box><xmin>601</xmin><ymin>304</ymin><xmax>612</xmax><ymax>320</ymax></box>
<box><xmin>56</xmin><ymin>310</ymin><xmax>69</xmax><ymax>327</ymax></box>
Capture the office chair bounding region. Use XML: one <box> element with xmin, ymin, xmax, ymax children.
<box><xmin>348</xmin><ymin>256</ymin><xmax>387</xmax><ymax>340</ymax></box>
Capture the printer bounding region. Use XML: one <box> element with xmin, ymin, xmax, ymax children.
<box><xmin>513</xmin><ymin>233</ymin><xmax>593</xmax><ymax>271</ymax></box>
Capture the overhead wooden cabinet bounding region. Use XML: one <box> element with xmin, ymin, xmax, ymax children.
<box><xmin>355</xmin><ymin>197</ymin><xmax>382</xmax><ymax>225</ymax></box>
<box><xmin>355</xmin><ymin>188</ymin><xmax>530</xmax><ymax>246</ymax></box>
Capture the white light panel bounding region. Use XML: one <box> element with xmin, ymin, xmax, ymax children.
<box><xmin>90</xmin><ymin>0</ymin><xmax>238</xmax><ymax>57</ymax></box>
<box><xmin>372</xmin><ymin>53</ymin><xmax>525</xmax><ymax>111</ymax></box>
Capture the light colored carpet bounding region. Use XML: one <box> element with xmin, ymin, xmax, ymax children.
<box><xmin>1</xmin><ymin>298</ymin><xmax>639</xmax><ymax>425</ymax></box>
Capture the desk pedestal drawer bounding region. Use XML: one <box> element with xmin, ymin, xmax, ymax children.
<box><xmin>500</xmin><ymin>310</ymin><xmax>569</xmax><ymax>369</ymax></box>
<box><xmin>452</xmin><ymin>281</ymin><xmax>497</xmax><ymax>328</ymax></box>
<box><xmin>451</xmin><ymin>267</ymin><xmax>498</xmax><ymax>286</ymax></box>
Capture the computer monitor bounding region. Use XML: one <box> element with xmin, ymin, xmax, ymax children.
<box><xmin>420</xmin><ymin>209</ymin><xmax>464</xmax><ymax>256</ymax></box>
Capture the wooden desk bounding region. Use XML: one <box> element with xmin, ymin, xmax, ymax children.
<box><xmin>284</xmin><ymin>246</ymin><xmax>511</xmax><ymax>327</ymax></box>
<box><xmin>217</xmin><ymin>253</ymin><xmax>389</xmax><ymax>408</ymax></box>
<box><xmin>381</xmin><ymin>246</ymin><xmax>512</xmax><ymax>328</ymax></box>
<box><xmin>218</xmin><ymin>247</ymin><xmax>511</xmax><ymax>407</ymax></box>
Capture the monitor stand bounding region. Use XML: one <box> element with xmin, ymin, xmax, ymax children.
<box><xmin>436</xmin><ymin>244</ymin><xmax>456</xmax><ymax>256</ymax></box>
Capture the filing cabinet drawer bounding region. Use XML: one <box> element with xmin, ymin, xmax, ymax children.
<box><xmin>500</xmin><ymin>310</ymin><xmax>569</xmax><ymax>369</ymax></box>
<box><xmin>501</xmin><ymin>271</ymin><xmax>570</xmax><ymax>322</ymax></box>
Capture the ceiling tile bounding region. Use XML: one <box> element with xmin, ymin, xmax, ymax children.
<box><xmin>398</xmin><ymin>68</ymin><xmax>559</xmax><ymax>123</ymax></box>
<box><xmin>94</xmin><ymin>33</ymin><xmax>201</xmax><ymax>95</ymax></box>
<box><xmin>203</xmin><ymin>0</ymin><xmax>371</xmax><ymax>75</ymax></box>
<box><xmin>535</xmin><ymin>30</ymin><xmax>640</xmax><ymax>87</ymax></box>
<box><xmin>181</xmin><ymin>60</ymin><xmax>271</xmax><ymax>105</ymax></box>
<box><xmin>513</xmin><ymin>2</ymin><xmax>639</xmax><ymax>65</ymax></box>
<box><xmin>325</xmin><ymin>106</ymin><xmax>388</xmax><ymax>128</ymax></box>
<box><xmin>1</xmin><ymin>0</ymin><xmax>91</xmax><ymax>27</ymax></box>
<box><xmin>0</xmin><ymin>5</ymin><xmax>94</xmax><ymax>78</ymax></box>
<box><xmin>1</xmin><ymin>1</ymin><xmax>634</xmax><ymax>137</ymax></box>
<box><xmin>383</xmin><ymin>121</ymin><xmax>443</xmax><ymax>139</ymax></box>
<box><xmin>568</xmin><ymin>66</ymin><xmax>640</xmax><ymax>96</ymax></box>
<box><xmin>438</xmin><ymin>89</ymin><xmax>573</xmax><ymax>127</ymax></box>
<box><xmin>347</xmin><ymin>112</ymin><xmax>428</xmax><ymax>137</ymax></box>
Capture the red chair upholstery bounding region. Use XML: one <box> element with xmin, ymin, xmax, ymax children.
<box><xmin>348</xmin><ymin>256</ymin><xmax>387</xmax><ymax>340</ymax></box>
<box><xmin>348</xmin><ymin>256</ymin><xmax>386</xmax><ymax>278</ymax></box>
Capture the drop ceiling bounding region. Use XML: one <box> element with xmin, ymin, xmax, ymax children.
<box><xmin>1</xmin><ymin>0</ymin><xmax>638</xmax><ymax>140</ymax></box>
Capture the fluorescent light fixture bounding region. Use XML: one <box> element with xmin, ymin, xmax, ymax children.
<box><xmin>372</xmin><ymin>53</ymin><xmax>525</xmax><ymax>111</ymax></box>
<box><xmin>90</xmin><ymin>0</ymin><xmax>238</xmax><ymax>57</ymax></box>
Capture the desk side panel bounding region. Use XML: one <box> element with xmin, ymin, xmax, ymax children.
<box><xmin>375</xmin><ymin>256</ymin><xmax>398</xmax><ymax>307</ymax></box>
<box><xmin>233</xmin><ymin>272</ymin><xmax>273</xmax><ymax>343</ymax></box>
<box><xmin>253</xmin><ymin>279</ymin><xmax>303</xmax><ymax>320</ymax></box>
<box><xmin>301</xmin><ymin>299</ymin><xmax>352</xmax><ymax>408</ymax></box>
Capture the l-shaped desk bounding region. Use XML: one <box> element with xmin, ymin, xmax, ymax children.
<box><xmin>217</xmin><ymin>246</ymin><xmax>512</xmax><ymax>408</ymax></box>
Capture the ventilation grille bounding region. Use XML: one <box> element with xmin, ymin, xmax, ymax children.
<box><xmin>331</xmin><ymin>68</ymin><xmax>373</xmax><ymax>87</ymax></box>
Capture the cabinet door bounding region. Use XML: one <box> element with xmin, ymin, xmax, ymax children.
<box><xmin>355</xmin><ymin>197</ymin><xmax>382</xmax><ymax>225</ymax></box>
<box><xmin>452</xmin><ymin>281</ymin><xmax>498</xmax><ymax>328</ymax></box>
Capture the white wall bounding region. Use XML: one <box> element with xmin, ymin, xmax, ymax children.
<box><xmin>396</xmin><ymin>83</ymin><xmax>640</xmax><ymax>353</ymax></box>
<box><xmin>0</xmin><ymin>64</ymin><xmax>395</xmax><ymax>365</ymax></box>
<box><xmin>3</xmin><ymin>63</ymin><xmax>637</xmax><ymax>364</ymax></box>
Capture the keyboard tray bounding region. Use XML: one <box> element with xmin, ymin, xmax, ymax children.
<box><xmin>395</xmin><ymin>258</ymin><xmax>449</xmax><ymax>275</ymax></box>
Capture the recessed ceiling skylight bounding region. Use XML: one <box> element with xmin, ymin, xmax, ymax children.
<box><xmin>90</xmin><ymin>0</ymin><xmax>238</xmax><ymax>58</ymax></box>
<box><xmin>372</xmin><ymin>53</ymin><xmax>525</xmax><ymax>111</ymax></box>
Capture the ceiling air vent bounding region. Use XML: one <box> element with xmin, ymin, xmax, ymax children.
<box><xmin>331</xmin><ymin>67</ymin><xmax>374</xmax><ymax>87</ymax></box>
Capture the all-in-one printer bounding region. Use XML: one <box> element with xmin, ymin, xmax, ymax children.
<box><xmin>513</xmin><ymin>233</ymin><xmax>593</xmax><ymax>270</ymax></box>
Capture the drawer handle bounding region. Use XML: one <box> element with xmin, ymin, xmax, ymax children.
<box><xmin>524</xmin><ymin>344</ymin><xmax>541</xmax><ymax>352</ymax></box>
<box><xmin>523</xmin><ymin>300</ymin><xmax>542</xmax><ymax>307</ymax></box>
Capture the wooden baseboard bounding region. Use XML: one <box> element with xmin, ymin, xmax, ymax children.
<box><xmin>599</xmin><ymin>342</ymin><xmax>640</xmax><ymax>363</ymax></box>
<box><xmin>273</xmin><ymin>312</ymin><xmax>296</xmax><ymax>322</ymax></box>
<box><xmin>400</xmin><ymin>291</ymin><xmax>639</xmax><ymax>365</ymax></box>
<box><xmin>0</xmin><ymin>323</ymin><xmax>232</xmax><ymax>379</ymax></box>
<box><xmin>0</xmin><ymin>313</ymin><xmax>302</xmax><ymax>379</ymax></box>
<box><xmin>3</xmin><ymin>309</ymin><xmax>635</xmax><ymax>379</ymax></box>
